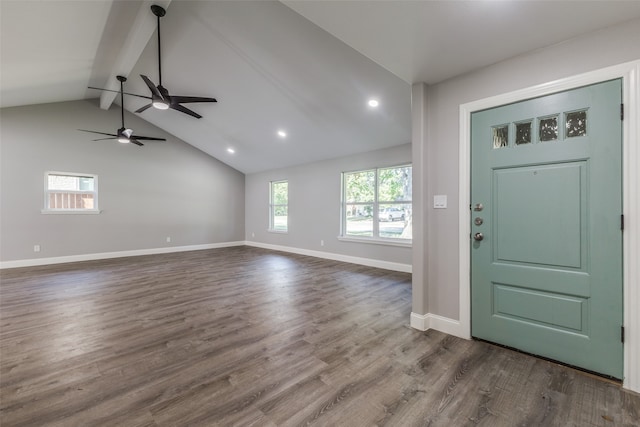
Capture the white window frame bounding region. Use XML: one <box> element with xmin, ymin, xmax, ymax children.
<box><xmin>42</xmin><ymin>171</ymin><xmax>100</xmax><ymax>214</ymax></box>
<box><xmin>340</xmin><ymin>164</ymin><xmax>412</xmax><ymax>245</ymax></box>
<box><xmin>269</xmin><ymin>180</ymin><xmax>288</xmax><ymax>233</ymax></box>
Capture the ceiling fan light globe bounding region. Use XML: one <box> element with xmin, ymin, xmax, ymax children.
<box><xmin>118</xmin><ymin>137</ymin><xmax>130</xmax><ymax>144</ymax></box>
<box><xmin>152</xmin><ymin>100</ymin><xmax>170</xmax><ymax>110</ymax></box>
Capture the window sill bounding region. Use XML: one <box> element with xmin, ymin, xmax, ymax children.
<box><xmin>337</xmin><ymin>236</ymin><xmax>412</xmax><ymax>248</ymax></box>
<box><xmin>41</xmin><ymin>209</ymin><xmax>101</xmax><ymax>215</ymax></box>
<box><xmin>267</xmin><ymin>229</ymin><xmax>288</xmax><ymax>234</ymax></box>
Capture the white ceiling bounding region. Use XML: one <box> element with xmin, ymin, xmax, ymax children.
<box><xmin>0</xmin><ymin>0</ymin><xmax>112</xmax><ymax>108</ymax></box>
<box><xmin>2</xmin><ymin>1</ymin><xmax>640</xmax><ymax>173</ymax></box>
<box><xmin>284</xmin><ymin>0</ymin><xmax>640</xmax><ymax>84</ymax></box>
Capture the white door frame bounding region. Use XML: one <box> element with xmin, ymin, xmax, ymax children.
<box><xmin>458</xmin><ymin>60</ymin><xmax>640</xmax><ymax>392</ymax></box>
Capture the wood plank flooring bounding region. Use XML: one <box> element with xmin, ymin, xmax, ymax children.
<box><xmin>1</xmin><ymin>246</ymin><xmax>638</xmax><ymax>426</ymax></box>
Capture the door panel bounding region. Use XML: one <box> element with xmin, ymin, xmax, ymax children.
<box><xmin>471</xmin><ymin>79</ymin><xmax>622</xmax><ymax>378</ymax></box>
<box><xmin>494</xmin><ymin>162</ymin><xmax>585</xmax><ymax>268</ymax></box>
<box><xmin>492</xmin><ymin>284</ymin><xmax>587</xmax><ymax>332</ymax></box>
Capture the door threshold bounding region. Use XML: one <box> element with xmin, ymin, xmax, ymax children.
<box><xmin>473</xmin><ymin>337</ymin><xmax>622</xmax><ymax>385</ymax></box>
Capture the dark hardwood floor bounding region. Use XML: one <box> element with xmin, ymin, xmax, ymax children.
<box><xmin>1</xmin><ymin>246</ymin><xmax>638</xmax><ymax>426</ymax></box>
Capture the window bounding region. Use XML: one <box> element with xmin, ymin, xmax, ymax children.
<box><xmin>342</xmin><ymin>165</ymin><xmax>412</xmax><ymax>241</ymax></box>
<box><xmin>43</xmin><ymin>172</ymin><xmax>99</xmax><ymax>214</ymax></box>
<box><xmin>269</xmin><ymin>180</ymin><xmax>288</xmax><ymax>232</ymax></box>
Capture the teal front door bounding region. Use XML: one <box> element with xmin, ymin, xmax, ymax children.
<box><xmin>471</xmin><ymin>80</ymin><xmax>623</xmax><ymax>378</ymax></box>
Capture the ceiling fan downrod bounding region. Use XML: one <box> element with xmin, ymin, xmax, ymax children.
<box><xmin>117</xmin><ymin>75</ymin><xmax>127</xmax><ymax>130</ymax></box>
<box><xmin>151</xmin><ymin>5</ymin><xmax>166</xmax><ymax>88</ymax></box>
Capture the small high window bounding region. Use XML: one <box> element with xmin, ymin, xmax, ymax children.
<box><xmin>43</xmin><ymin>172</ymin><xmax>99</xmax><ymax>214</ymax></box>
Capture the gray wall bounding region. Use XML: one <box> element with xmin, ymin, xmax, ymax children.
<box><xmin>414</xmin><ymin>18</ymin><xmax>640</xmax><ymax>319</ymax></box>
<box><xmin>0</xmin><ymin>99</ymin><xmax>245</xmax><ymax>262</ymax></box>
<box><xmin>245</xmin><ymin>144</ymin><xmax>412</xmax><ymax>266</ymax></box>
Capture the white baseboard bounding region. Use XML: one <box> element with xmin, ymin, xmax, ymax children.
<box><xmin>0</xmin><ymin>241</ymin><xmax>245</xmax><ymax>269</ymax></box>
<box><xmin>410</xmin><ymin>312</ymin><xmax>430</xmax><ymax>331</ymax></box>
<box><xmin>410</xmin><ymin>312</ymin><xmax>467</xmax><ymax>339</ymax></box>
<box><xmin>1</xmin><ymin>241</ymin><xmax>411</xmax><ymax>273</ymax></box>
<box><xmin>245</xmin><ymin>241</ymin><xmax>412</xmax><ymax>273</ymax></box>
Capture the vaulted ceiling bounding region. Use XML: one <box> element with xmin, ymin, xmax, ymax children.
<box><xmin>3</xmin><ymin>1</ymin><xmax>640</xmax><ymax>173</ymax></box>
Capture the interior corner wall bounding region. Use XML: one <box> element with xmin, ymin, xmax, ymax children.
<box><xmin>244</xmin><ymin>144</ymin><xmax>412</xmax><ymax>268</ymax></box>
<box><xmin>0</xmin><ymin>99</ymin><xmax>245</xmax><ymax>263</ymax></box>
<box><xmin>418</xmin><ymin>18</ymin><xmax>640</xmax><ymax>321</ymax></box>
<box><xmin>411</xmin><ymin>83</ymin><xmax>428</xmax><ymax>315</ymax></box>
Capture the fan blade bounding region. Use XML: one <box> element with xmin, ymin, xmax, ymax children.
<box><xmin>171</xmin><ymin>103</ymin><xmax>202</xmax><ymax>119</ymax></box>
<box><xmin>88</xmin><ymin>87</ymin><xmax>151</xmax><ymax>100</ymax></box>
<box><xmin>129</xmin><ymin>139</ymin><xmax>144</xmax><ymax>146</ymax></box>
<box><xmin>132</xmin><ymin>135</ymin><xmax>166</xmax><ymax>141</ymax></box>
<box><xmin>170</xmin><ymin>96</ymin><xmax>217</xmax><ymax>104</ymax></box>
<box><xmin>140</xmin><ymin>75</ymin><xmax>163</xmax><ymax>99</ymax></box>
<box><xmin>92</xmin><ymin>137</ymin><xmax>117</xmax><ymax>141</ymax></box>
<box><xmin>78</xmin><ymin>129</ymin><xmax>118</xmax><ymax>137</ymax></box>
<box><xmin>135</xmin><ymin>103</ymin><xmax>153</xmax><ymax>114</ymax></box>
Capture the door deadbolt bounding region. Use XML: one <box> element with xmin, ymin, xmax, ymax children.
<box><xmin>474</xmin><ymin>217</ymin><xmax>483</xmax><ymax>226</ymax></box>
<box><xmin>474</xmin><ymin>203</ymin><xmax>484</xmax><ymax>211</ymax></box>
<box><xmin>474</xmin><ymin>232</ymin><xmax>484</xmax><ymax>241</ymax></box>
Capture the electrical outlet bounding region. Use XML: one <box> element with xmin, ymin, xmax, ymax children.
<box><xmin>33</xmin><ymin>244</ymin><xmax>41</xmax><ymax>252</ymax></box>
<box><xmin>166</xmin><ymin>236</ymin><xmax>171</xmax><ymax>243</ymax></box>
<box><xmin>320</xmin><ymin>240</ymin><xmax>324</xmax><ymax>246</ymax></box>
<box><xmin>251</xmin><ymin>232</ymin><xmax>255</xmax><ymax>238</ymax></box>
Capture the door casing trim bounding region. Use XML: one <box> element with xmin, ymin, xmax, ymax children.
<box><xmin>458</xmin><ymin>60</ymin><xmax>640</xmax><ymax>392</ymax></box>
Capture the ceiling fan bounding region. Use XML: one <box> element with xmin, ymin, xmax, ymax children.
<box><xmin>136</xmin><ymin>5</ymin><xmax>217</xmax><ymax>119</ymax></box>
<box><xmin>80</xmin><ymin>76</ymin><xmax>166</xmax><ymax>146</ymax></box>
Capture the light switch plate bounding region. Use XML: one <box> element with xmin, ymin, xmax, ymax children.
<box><xmin>434</xmin><ymin>195</ymin><xmax>447</xmax><ymax>209</ymax></box>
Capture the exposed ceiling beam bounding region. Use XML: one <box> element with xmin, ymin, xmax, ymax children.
<box><xmin>100</xmin><ymin>0</ymin><xmax>172</xmax><ymax>110</ymax></box>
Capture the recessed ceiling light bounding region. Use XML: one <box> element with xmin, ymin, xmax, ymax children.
<box><xmin>368</xmin><ymin>99</ymin><xmax>379</xmax><ymax>108</ymax></box>
<box><xmin>227</xmin><ymin>148</ymin><xmax>235</xmax><ymax>154</ymax></box>
<box><xmin>277</xmin><ymin>130</ymin><xmax>287</xmax><ymax>138</ymax></box>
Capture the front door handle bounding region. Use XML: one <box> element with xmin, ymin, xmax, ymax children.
<box><xmin>474</xmin><ymin>232</ymin><xmax>484</xmax><ymax>241</ymax></box>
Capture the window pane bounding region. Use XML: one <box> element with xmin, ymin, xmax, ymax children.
<box><xmin>79</xmin><ymin>177</ymin><xmax>94</xmax><ymax>191</ymax></box>
<box><xmin>81</xmin><ymin>194</ymin><xmax>95</xmax><ymax>209</ymax></box>
<box><xmin>272</xmin><ymin>181</ymin><xmax>288</xmax><ymax>205</ymax></box>
<box><xmin>492</xmin><ymin>125</ymin><xmax>509</xmax><ymax>149</ymax></box>
<box><xmin>272</xmin><ymin>206</ymin><xmax>288</xmax><ymax>231</ymax></box>
<box><xmin>566</xmin><ymin>110</ymin><xmax>587</xmax><ymax>138</ymax></box>
<box><xmin>345</xmin><ymin>204</ymin><xmax>373</xmax><ymax>237</ymax></box>
<box><xmin>49</xmin><ymin>192</ymin><xmax>94</xmax><ymax>209</ymax></box>
<box><xmin>378</xmin><ymin>166</ymin><xmax>412</xmax><ymax>202</ymax></box>
<box><xmin>378</xmin><ymin>203</ymin><xmax>412</xmax><ymax>239</ymax></box>
<box><xmin>515</xmin><ymin>121</ymin><xmax>532</xmax><ymax>145</ymax></box>
<box><xmin>539</xmin><ymin>116</ymin><xmax>559</xmax><ymax>142</ymax></box>
<box><xmin>48</xmin><ymin>174</ymin><xmax>94</xmax><ymax>191</ymax></box>
<box><xmin>345</xmin><ymin>171</ymin><xmax>375</xmax><ymax>203</ymax></box>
